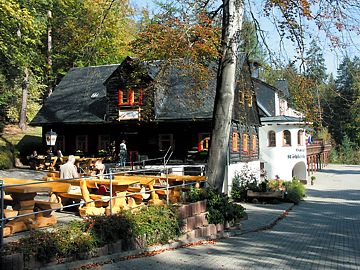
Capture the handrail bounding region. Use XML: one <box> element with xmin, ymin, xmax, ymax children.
<box><xmin>0</xmin><ymin>161</ymin><xmax>206</xmax><ymax>247</ymax></box>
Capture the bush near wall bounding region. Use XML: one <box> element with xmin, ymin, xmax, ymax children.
<box><xmin>185</xmin><ymin>187</ymin><xmax>246</xmax><ymax>225</ymax></box>
<box><xmin>283</xmin><ymin>179</ymin><xmax>306</xmax><ymax>204</ymax></box>
<box><xmin>3</xmin><ymin>205</ymin><xmax>182</xmax><ymax>263</ymax></box>
<box><xmin>0</xmin><ymin>146</ymin><xmax>13</xmax><ymax>169</ymax></box>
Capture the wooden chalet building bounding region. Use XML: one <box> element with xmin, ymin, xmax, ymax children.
<box><xmin>31</xmin><ymin>56</ymin><xmax>261</xmax><ymax>187</ymax></box>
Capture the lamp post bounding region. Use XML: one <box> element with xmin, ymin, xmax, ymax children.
<box><xmin>45</xmin><ymin>129</ymin><xmax>57</xmax><ymax>146</ymax></box>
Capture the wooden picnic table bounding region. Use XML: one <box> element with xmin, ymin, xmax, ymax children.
<box><xmin>32</xmin><ymin>155</ymin><xmax>58</xmax><ymax>171</ymax></box>
<box><xmin>60</xmin><ymin>177</ymin><xmax>140</xmax><ymax>216</ymax></box>
<box><xmin>113</xmin><ymin>174</ymin><xmax>206</xmax><ymax>204</ymax></box>
<box><xmin>1</xmin><ymin>177</ymin><xmax>70</xmax><ymax>237</ymax></box>
<box><xmin>113</xmin><ymin>175</ymin><xmax>164</xmax><ymax>205</ymax></box>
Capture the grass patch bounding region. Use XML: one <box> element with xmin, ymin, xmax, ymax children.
<box><xmin>0</xmin><ymin>125</ymin><xmax>42</xmax><ymax>168</ymax></box>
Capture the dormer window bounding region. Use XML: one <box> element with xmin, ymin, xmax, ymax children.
<box><xmin>118</xmin><ymin>88</ymin><xmax>143</xmax><ymax>106</ymax></box>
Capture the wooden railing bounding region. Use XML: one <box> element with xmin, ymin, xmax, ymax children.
<box><xmin>306</xmin><ymin>140</ymin><xmax>332</xmax><ymax>176</ymax></box>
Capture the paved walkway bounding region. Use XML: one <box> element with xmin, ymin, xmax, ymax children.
<box><xmin>98</xmin><ymin>164</ymin><xmax>360</xmax><ymax>270</ymax></box>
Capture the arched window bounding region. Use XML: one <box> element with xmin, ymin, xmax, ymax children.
<box><xmin>283</xmin><ymin>130</ymin><xmax>291</xmax><ymax>146</ymax></box>
<box><xmin>297</xmin><ymin>130</ymin><xmax>303</xmax><ymax>145</ymax></box>
<box><xmin>268</xmin><ymin>131</ymin><xmax>276</xmax><ymax>147</ymax></box>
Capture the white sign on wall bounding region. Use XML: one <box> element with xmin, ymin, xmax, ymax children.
<box><xmin>118</xmin><ymin>110</ymin><xmax>140</xmax><ymax>120</ymax></box>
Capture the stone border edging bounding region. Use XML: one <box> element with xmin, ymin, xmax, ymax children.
<box><xmin>42</xmin><ymin>203</ymin><xmax>295</xmax><ymax>270</ymax></box>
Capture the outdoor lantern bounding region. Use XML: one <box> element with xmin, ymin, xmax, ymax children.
<box><xmin>45</xmin><ymin>129</ymin><xmax>57</xmax><ymax>146</ymax></box>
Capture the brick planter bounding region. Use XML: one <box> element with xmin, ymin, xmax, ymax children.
<box><xmin>0</xmin><ymin>253</ymin><xmax>24</xmax><ymax>270</ymax></box>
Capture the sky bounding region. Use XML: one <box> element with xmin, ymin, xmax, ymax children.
<box><xmin>130</xmin><ymin>0</ymin><xmax>360</xmax><ymax>76</ymax></box>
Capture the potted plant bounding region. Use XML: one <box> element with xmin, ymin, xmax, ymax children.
<box><xmin>311</xmin><ymin>176</ymin><xmax>316</xmax><ymax>185</ymax></box>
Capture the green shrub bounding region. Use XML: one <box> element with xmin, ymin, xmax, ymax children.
<box><xmin>283</xmin><ymin>179</ymin><xmax>305</xmax><ymax>204</ymax></box>
<box><xmin>86</xmin><ymin>212</ymin><xmax>134</xmax><ymax>246</ymax></box>
<box><xmin>9</xmin><ymin>221</ymin><xmax>96</xmax><ymax>262</ymax></box>
<box><xmin>231</xmin><ymin>166</ymin><xmax>261</xmax><ymax>202</ymax></box>
<box><xmin>329</xmin><ymin>136</ymin><xmax>360</xmax><ymax>165</ymax></box>
<box><xmin>5</xmin><ymin>206</ymin><xmax>182</xmax><ymax>262</ymax></box>
<box><xmin>0</xmin><ymin>146</ymin><xmax>13</xmax><ymax>169</ymax></box>
<box><xmin>205</xmin><ymin>188</ymin><xmax>246</xmax><ymax>224</ymax></box>
<box><xmin>185</xmin><ymin>187</ymin><xmax>207</xmax><ymax>203</ymax></box>
<box><xmin>131</xmin><ymin>205</ymin><xmax>182</xmax><ymax>245</ymax></box>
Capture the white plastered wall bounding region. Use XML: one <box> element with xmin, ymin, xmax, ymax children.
<box><xmin>225</xmin><ymin>160</ymin><xmax>260</xmax><ymax>195</ymax></box>
<box><xmin>259</xmin><ymin>124</ymin><xmax>307</xmax><ymax>181</ymax></box>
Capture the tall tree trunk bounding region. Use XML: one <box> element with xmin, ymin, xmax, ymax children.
<box><xmin>206</xmin><ymin>0</ymin><xmax>244</xmax><ymax>190</ymax></box>
<box><xmin>47</xmin><ymin>9</ymin><xmax>53</xmax><ymax>97</ymax></box>
<box><xmin>19</xmin><ymin>67</ymin><xmax>29</xmax><ymax>130</ymax></box>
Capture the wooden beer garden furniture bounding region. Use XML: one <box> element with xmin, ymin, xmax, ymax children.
<box><xmin>53</xmin><ymin>177</ymin><xmax>140</xmax><ymax>217</ymax></box>
<box><xmin>114</xmin><ymin>174</ymin><xmax>206</xmax><ymax>204</ymax></box>
<box><xmin>158</xmin><ymin>174</ymin><xmax>206</xmax><ymax>203</ymax></box>
<box><xmin>1</xmin><ymin>178</ymin><xmax>71</xmax><ymax>237</ymax></box>
<box><xmin>113</xmin><ymin>175</ymin><xmax>165</xmax><ymax>205</ymax></box>
<box><xmin>30</xmin><ymin>155</ymin><xmax>58</xmax><ymax>171</ymax></box>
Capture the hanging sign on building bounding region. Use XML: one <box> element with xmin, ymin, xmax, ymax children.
<box><xmin>118</xmin><ymin>109</ymin><xmax>140</xmax><ymax>120</ymax></box>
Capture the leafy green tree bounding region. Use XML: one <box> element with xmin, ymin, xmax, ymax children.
<box><xmin>305</xmin><ymin>40</ymin><xmax>327</xmax><ymax>84</ymax></box>
<box><xmin>51</xmin><ymin>0</ymin><xmax>135</xmax><ymax>77</ymax></box>
<box><xmin>330</xmin><ymin>56</ymin><xmax>360</xmax><ymax>146</ymax></box>
<box><xmin>0</xmin><ymin>0</ymin><xmax>46</xmax><ymax>128</ymax></box>
<box><xmin>304</xmin><ymin>39</ymin><xmax>328</xmax><ymax>128</ymax></box>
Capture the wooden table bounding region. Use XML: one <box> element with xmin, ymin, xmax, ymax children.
<box><xmin>60</xmin><ymin>177</ymin><xmax>139</xmax><ymax>216</ymax></box>
<box><xmin>113</xmin><ymin>174</ymin><xmax>206</xmax><ymax>204</ymax></box>
<box><xmin>2</xmin><ymin>178</ymin><xmax>71</xmax><ymax>237</ymax></box>
<box><xmin>3</xmin><ymin>182</ymin><xmax>51</xmax><ymax>237</ymax></box>
<box><xmin>113</xmin><ymin>175</ymin><xmax>165</xmax><ymax>205</ymax></box>
<box><xmin>34</xmin><ymin>155</ymin><xmax>58</xmax><ymax>170</ymax></box>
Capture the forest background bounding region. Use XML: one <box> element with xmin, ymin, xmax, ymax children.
<box><xmin>0</xmin><ymin>0</ymin><xmax>359</xmax><ymax>168</ymax></box>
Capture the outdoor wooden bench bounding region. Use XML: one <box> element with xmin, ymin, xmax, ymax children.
<box><xmin>34</xmin><ymin>200</ymin><xmax>62</xmax><ymax>212</ymax></box>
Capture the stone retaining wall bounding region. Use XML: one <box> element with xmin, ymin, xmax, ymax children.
<box><xmin>0</xmin><ymin>200</ymin><xmax>233</xmax><ymax>270</ymax></box>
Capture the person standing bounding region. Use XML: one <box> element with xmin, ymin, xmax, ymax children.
<box><xmin>55</xmin><ymin>149</ymin><xmax>63</xmax><ymax>170</ymax></box>
<box><xmin>119</xmin><ymin>140</ymin><xmax>127</xmax><ymax>167</ymax></box>
<box><xmin>60</xmin><ymin>155</ymin><xmax>79</xmax><ymax>179</ymax></box>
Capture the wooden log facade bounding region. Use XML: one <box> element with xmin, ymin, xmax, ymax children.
<box><xmin>32</xmin><ymin>56</ymin><xmax>261</xmax><ymax>167</ymax></box>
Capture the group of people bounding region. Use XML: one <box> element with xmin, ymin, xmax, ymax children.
<box><xmin>28</xmin><ymin>148</ymin><xmax>63</xmax><ymax>170</ymax></box>
<box><xmin>29</xmin><ymin>139</ymin><xmax>127</xmax><ymax>176</ymax></box>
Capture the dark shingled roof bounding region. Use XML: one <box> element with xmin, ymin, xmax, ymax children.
<box><xmin>32</xmin><ymin>55</ymin><xmax>256</xmax><ymax>125</ymax></box>
<box><xmin>31</xmin><ymin>64</ymin><xmax>119</xmax><ymax>125</ymax></box>
<box><xmin>253</xmin><ymin>78</ymin><xmax>277</xmax><ymax>117</ymax></box>
<box><xmin>152</xmin><ymin>65</ymin><xmax>217</xmax><ymax>121</ymax></box>
<box><xmin>275</xmin><ymin>79</ymin><xmax>290</xmax><ymax>98</ymax></box>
